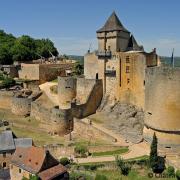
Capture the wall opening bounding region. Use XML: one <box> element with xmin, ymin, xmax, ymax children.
<box><xmin>96</xmin><ymin>73</ymin><xmax>99</xmax><ymax>80</ymax></box>
<box><xmin>2</xmin><ymin>162</ymin><xmax>6</xmax><ymax>168</ymax></box>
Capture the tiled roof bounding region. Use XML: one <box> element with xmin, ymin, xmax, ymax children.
<box><xmin>11</xmin><ymin>146</ymin><xmax>46</xmax><ymax>174</ymax></box>
<box><xmin>127</xmin><ymin>35</ymin><xmax>144</xmax><ymax>52</ymax></box>
<box><xmin>11</xmin><ymin>146</ymin><xmax>60</xmax><ymax>174</ymax></box>
<box><xmin>38</xmin><ymin>164</ymin><xmax>67</xmax><ymax>180</ymax></box>
<box><xmin>97</xmin><ymin>11</ymin><xmax>129</xmax><ymax>33</ymax></box>
<box><xmin>0</xmin><ymin>131</ymin><xmax>16</xmax><ymax>152</ymax></box>
<box><xmin>0</xmin><ymin>131</ymin><xmax>32</xmax><ymax>153</ymax></box>
<box><xmin>14</xmin><ymin>138</ymin><xmax>33</xmax><ymax>148</ymax></box>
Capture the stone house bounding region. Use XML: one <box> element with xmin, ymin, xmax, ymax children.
<box><xmin>10</xmin><ymin>146</ymin><xmax>69</xmax><ymax>180</ymax></box>
<box><xmin>0</xmin><ymin>130</ymin><xmax>33</xmax><ymax>169</ymax></box>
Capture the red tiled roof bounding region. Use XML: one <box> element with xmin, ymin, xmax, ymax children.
<box><xmin>11</xmin><ymin>146</ymin><xmax>46</xmax><ymax>173</ymax></box>
<box><xmin>38</xmin><ymin>164</ymin><xmax>67</xmax><ymax>180</ymax></box>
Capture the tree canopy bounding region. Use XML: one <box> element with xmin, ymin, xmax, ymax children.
<box><xmin>0</xmin><ymin>30</ymin><xmax>58</xmax><ymax>65</ymax></box>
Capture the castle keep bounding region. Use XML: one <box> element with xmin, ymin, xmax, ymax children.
<box><xmin>84</xmin><ymin>12</ymin><xmax>180</xmax><ymax>149</ymax></box>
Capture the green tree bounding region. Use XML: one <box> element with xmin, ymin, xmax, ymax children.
<box><xmin>149</xmin><ymin>133</ymin><xmax>158</xmax><ymax>172</ymax></box>
<box><xmin>176</xmin><ymin>170</ymin><xmax>180</xmax><ymax>180</ymax></box>
<box><xmin>59</xmin><ymin>157</ymin><xmax>70</xmax><ymax>166</ymax></box>
<box><xmin>116</xmin><ymin>156</ymin><xmax>131</xmax><ymax>176</ymax></box>
<box><xmin>149</xmin><ymin>133</ymin><xmax>165</xmax><ymax>173</ymax></box>
<box><xmin>35</xmin><ymin>39</ymin><xmax>58</xmax><ymax>58</ymax></box>
<box><xmin>73</xmin><ymin>63</ymin><xmax>84</xmax><ymax>76</ymax></box>
<box><xmin>95</xmin><ymin>174</ymin><xmax>108</xmax><ymax>180</ymax></box>
<box><xmin>0</xmin><ymin>44</ymin><xmax>13</xmax><ymax>64</ymax></box>
<box><xmin>166</xmin><ymin>166</ymin><xmax>175</xmax><ymax>177</ymax></box>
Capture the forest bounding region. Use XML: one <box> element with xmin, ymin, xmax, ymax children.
<box><xmin>0</xmin><ymin>30</ymin><xmax>58</xmax><ymax>65</ymax></box>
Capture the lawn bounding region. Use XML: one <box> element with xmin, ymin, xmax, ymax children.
<box><xmin>92</xmin><ymin>147</ymin><xmax>129</xmax><ymax>157</ymax></box>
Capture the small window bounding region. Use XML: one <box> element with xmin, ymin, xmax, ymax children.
<box><xmin>127</xmin><ymin>78</ymin><xmax>130</xmax><ymax>84</ymax></box>
<box><xmin>19</xmin><ymin>168</ymin><xmax>21</xmax><ymax>173</ymax></box>
<box><xmin>3</xmin><ymin>153</ymin><xmax>6</xmax><ymax>158</ymax></box>
<box><xmin>126</xmin><ymin>66</ymin><xmax>130</xmax><ymax>73</ymax></box>
<box><xmin>144</xmin><ymin>80</ymin><xmax>145</xmax><ymax>86</ymax></box>
<box><xmin>126</xmin><ymin>56</ymin><xmax>130</xmax><ymax>63</ymax></box>
<box><xmin>3</xmin><ymin>162</ymin><xmax>6</xmax><ymax>168</ymax></box>
<box><xmin>11</xmin><ymin>165</ymin><xmax>13</xmax><ymax>169</ymax></box>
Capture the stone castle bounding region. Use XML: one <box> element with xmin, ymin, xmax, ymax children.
<box><xmin>5</xmin><ymin>12</ymin><xmax>179</xmax><ymax>150</ymax></box>
<box><xmin>84</xmin><ymin>12</ymin><xmax>180</xmax><ymax>149</ymax></box>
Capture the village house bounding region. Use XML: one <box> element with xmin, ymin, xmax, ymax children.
<box><xmin>10</xmin><ymin>146</ymin><xmax>69</xmax><ymax>180</ymax></box>
<box><xmin>0</xmin><ymin>130</ymin><xmax>33</xmax><ymax>169</ymax></box>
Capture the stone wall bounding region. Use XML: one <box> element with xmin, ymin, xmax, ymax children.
<box><xmin>72</xmin><ymin>79</ymin><xmax>103</xmax><ymax>118</ymax></box>
<box><xmin>31</xmin><ymin>102</ymin><xmax>73</xmax><ymax>135</ymax></box>
<box><xmin>19</xmin><ymin>63</ymin><xmax>75</xmax><ymax>84</ymax></box>
<box><xmin>58</xmin><ymin>77</ymin><xmax>76</xmax><ymax>109</ymax></box>
<box><xmin>11</xmin><ymin>91</ymin><xmax>42</xmax><ymax>116</ymax></box>
<box><xmin>11</xmin><ymin>97</ymin><xmax>32</xmax><ymax>116</ymax></box>
<box><xmin>0</xmin><ymin>91</ymin><xmax>14</xmax><ymax>109</ymax></box>
<box><xmin>144</xmin><ymin>67</ymin><xmax>180</xmax><ymax>147</ymax></box>
<box><xmin>0</xmin><ymin>152</ymin><xmax>14</xmax><ymax>169</ymax></box>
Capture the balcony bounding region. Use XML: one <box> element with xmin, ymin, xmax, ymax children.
<box><xmin>105</xmin><ymin>70</ymin><xmax>116</xmax><ymax>77</ymax></box>
<box><xmin>96</xmin><ymin>50</ymin><xmax>111</xmax><ymax>59</ymax></box>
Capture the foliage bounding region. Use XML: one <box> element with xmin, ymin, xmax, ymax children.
<box><xmin>176</xmin><ymin>170</ymin><xmax>180</xmax><ymax>180</ymax></box>
<box><xmin>95</xmin><ymin>174</ymin><xmax>108</xmax><ymax>180</ymax></box>
<box><xmin>70</xmin><ymin>171</ymin><xmax>93</xmax><ymax>180</ymax></box>
<box><xmin>166</xmin><ymin>166</ymin><xmax>175</xmax><ymax>177</ymax></box>
<box><xmin>74</xmin><ymin>145</ymin><xmax>88</xmax><ymax>156</ymax></box>
<box><xmin>0</xmin><ymin>29</ymin><xmax>58</xmax><ymax>64</ymax></box>
<box><xmin>149</xmin><ymin>133</ymin><xmax>165</xmax><ymax>173</ymax></box>
<box><xmin>22</xmin><ymin>174</ymin><xmax>38</xmax><ymax>180</ymax></box>
<box><xmin>116</xmin><ymin>156</ymin><xmax>131</xmax><ymax>176</ymax></box>
<box><xmin>92</xmin><ymin>147</ymin><xmax>128</xmax><ymax>157</ymax></box>
<box><xmin>1</xmin><ymin>76</ymin><xmax>15</xmax><ymax>88</ymax></box>
<box><xmin>59</xmin><ymin>157</ymin><xmax>70</xmax><ymax>166</ymax></box>
<box><xmin>73</xmin><ymin>62</ymin><xmax>84</xmax><ymax>76</ymax></box>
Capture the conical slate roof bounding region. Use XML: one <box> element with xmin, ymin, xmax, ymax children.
<box><xmin>127</xmin><ymin>35</ymin><xmax>144</xmax><ymax>51</ymax></box>
<box><xmin>97</xmin><ymin>11</ymin><xmax>129</xmax><ymax>33</ymax></box>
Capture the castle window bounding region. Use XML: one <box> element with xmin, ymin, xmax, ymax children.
<box><xmin>126</xmin><ymin>66</ymin><xmax>130</xmax><ymax>73</ymax></box>
<box><xmin>144</xmin><ymin>80</ymin><xmax>145</xmax><ymax>86</ymax></box>
<box><xmin>19</xmin><ymin>168</ymin><xmax>21</xmax><ymax>173</ymax></box>
<box><xmin>126</xmin><ymin>56</ymin><xmax>130</xmax><ymax>63</ymax></box>
<box><xmin>3</xmin><ymin>162</ymin><xmax>6</xmax><ymax>168</ymax></box>
<box><xmin>127</xmin><ymin>78</ymin><xmax>130</xmax><ymax>84</ymax></box>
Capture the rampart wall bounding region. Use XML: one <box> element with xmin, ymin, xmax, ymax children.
<box><xmin>144</xmin><ymin>67</ymin><xmax>180</xmax><ymax>147</ymax></box>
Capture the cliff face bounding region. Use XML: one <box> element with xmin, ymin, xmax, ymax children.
<box><xmin>98</xmin><ymin>100</ymin><xmax>144</xmax><ymax>143</ymax></box>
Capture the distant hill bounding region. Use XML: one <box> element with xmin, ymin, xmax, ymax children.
<box><xmin>68</xmin><ymin>55</ymin><xmax>84</xmax><ymax>64</ymax></box>
<box><xmin>160</xmin><ymin>56</ymin><xmax>180</xmax><ymax>67</ymax></box>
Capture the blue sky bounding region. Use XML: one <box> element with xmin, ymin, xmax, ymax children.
<box><xmin>0</xmin><ymin>0</ymin><xmax>180</xmax><ymax>56</ymax></box>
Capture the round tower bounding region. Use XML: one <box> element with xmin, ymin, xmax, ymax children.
<box><xmin>58</xmin><ymin>77</ymin><xmax>76</xmax><ymax>109</ymax></box>
<box><xmin>144</xmin><ymin>67</ymin><xmax>180</xmax><ymax>149</ymax></box>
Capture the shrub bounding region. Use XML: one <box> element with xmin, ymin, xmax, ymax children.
<box><xmin>95</xmin><ymin>174</ymin><xmax>108</xmax><ymax>180</ymax></box>
<box><xmin>176</xmin><ymin>170</ymin><xmax>180</xmax><ymax>180</ymax></box>
<box><xmin>59</xmin><ymin>157</ymin><xmax>70</xmax><ymax>166</ymax></box>
<box><xmin>2</xmin><ymin>77</ymin><xmax>15</xmax><ymax>88</ymax></box>
<box><xmin>116</xmin><ymin>156</ymin><xmax>131</xmax><ymax>176</ymax></box>
<box><xmin>74</xmin><ymin>145</ymin><xmax>88</xmax><ymax>156</ymax></box>
<box><xmin>166</xmin><ymin>166</ymin><xmax>175</xmax><ymax>177</ymax></box>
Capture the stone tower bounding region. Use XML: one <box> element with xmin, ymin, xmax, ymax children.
<box><xmin>96</xmin><ymin>11</ymin><xmax>130</xmax><ymax>53</ymax></box>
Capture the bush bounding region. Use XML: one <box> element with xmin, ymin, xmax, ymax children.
<box><xmin>1</xmin><ymin>77</ymin><xmax>15</xmax><ymax>88</ymax></box>
<box><xmin>74</xmin><ymin>145</ymin><xmax>88</xmax><ymax>156</ymax></box>
<box><xmin>59</xmin><ymin>157</ymin><xmax>70</xmax><ymax>166</ymax></box>
<box><xmin>116</xmin><ymin>156</ymin><xmax>131</xmax><ymax>176</ymax></box>
<box><xmin>95</xmin><ymin>174</ymin><xmax>108</xmax><ymax>180</ymax></box>
<box><xmin>176</xmin><ymin>170</ymin><xmax>180</xmax><ymax>180</ymax></box>
<box><xmin>166</xmin><ymin>166</ymin><xmax>175</xmax><ymax>177</ymax></box>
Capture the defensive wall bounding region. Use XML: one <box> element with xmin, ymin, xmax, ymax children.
<box><xmin>11</xmin><ymin>91</ymin><xmax>42</xmax><ymax>116</ymax></box>
<box><xmin>144</xmin><ymin>66</ymin><xmax>180</xmax><ymax>148</ymax></box>
<box><xmin>19</xmin><ymin>62</ymin><xmax>75</xmax><ymax>84</ymax></box>
<box><xmin>31</xmin><ymin>102</ymin><xmax>73</xmax><ymax>135</ymax></box>
<box><xmin>0</xmin><ymin>91</ymin><xmax>14</xmax><ymax>109</ymax></box>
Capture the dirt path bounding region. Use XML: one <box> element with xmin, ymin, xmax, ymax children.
<box><xmin>39</xmin><ymin>82</ymin><xmax>58</xmax><ymax>105</ymax></box>
<box><xmin>75</xmin><ymin>118</ymin><xmax>150</xmax><ymax>163</ymax></box>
